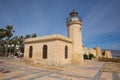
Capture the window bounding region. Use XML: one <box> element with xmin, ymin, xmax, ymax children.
<box><xmin>29</xmin><ymin>46</ymin><xmax>33</xmax><ymax>58</ymax></box>
<box><xmin>43</xmin><ymin>45</ymin><xmax>47</xmax><ymax>59</ymax></box>
<box><xmin>65</xmin><ymin>46</ymin><xmax>68</xmax><ymax>59</ymax></box>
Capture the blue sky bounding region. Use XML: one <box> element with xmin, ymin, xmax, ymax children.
<box><xmin>0</xmin><ymin>0</ymin><xmax>120</xmax><ymax>50</ymax></box>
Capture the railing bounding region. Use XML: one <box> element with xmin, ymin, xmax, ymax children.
<box><xmin>66</xmin><ymin>16</ymin><xmax>82</xmax><ymax>22</ymax></box>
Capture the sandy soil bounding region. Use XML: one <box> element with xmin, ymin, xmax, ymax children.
<box><xmin>101</xmin><ymin>62</ymin><xmax>120</xmax><ymax>74</ymax></box>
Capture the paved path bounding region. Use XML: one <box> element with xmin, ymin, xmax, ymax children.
<box><xmin>0</xmin><ymin>59</ymin><xmax>120</xmax><ymax>80</ymax></box>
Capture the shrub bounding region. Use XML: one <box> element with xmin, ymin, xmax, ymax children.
<box><xmin>83</xmin><ymin>54</ymin><xmax>89</xmax><ymax>59</ymax></box>
<box><xmin>89</xmin><ymin>53</ymin><xmax>94</xmax><ymax>60</ymax></box>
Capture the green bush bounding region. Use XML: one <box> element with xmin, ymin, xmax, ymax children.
<box><xmin>83</xmin><ymin>54</ymin><xmax>89</xmax><ymax>59</ymax></box>
<box><xmin>89</xmin><ymin>53</ymin><xmax>94</xmax><ymax>60</ymax></box>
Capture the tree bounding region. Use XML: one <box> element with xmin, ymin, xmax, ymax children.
<box><xmin>0</xmin><ymin>28</ymin><xmax>6</xmax><ymax>56</ymax></box>
<box><xmin>0</xmin><ymin>28</ymin><xmax>6</xmax><ymax>48</ymax></box>
<box><xmin>5</xmin><ymin>25</ymin><xmax>15</xmax><ymax>57</ymax></box>
<box><xmin>89</xmin><ymin>53</ymin><xmax>94</xmax><ymax>60</ymax></box>
<box><xmin>0</xmin><ymin>40</ymin><xmax>6</xmax><ymax>56</ymax></box>
<box><xmin>24</xmin><ymin>34</ymin><xmax>31</xmax><ymax>39</ymax></box>
<box><xmin>18</xmin><ymin>36</ymin><xmax>24</xmax><ymax>53</ymax></box>
<box><xmin>32</xmin><ymin>33</ymin><xmax>37</xmax><ymax>38</ymax></box>
<box><xmin>0</xmin><ymin>28</ymin><xmax>6</xmax><ymax>40</ymax></box>
<box><xmin>83</xmin><ymin>54</ymin><xmax>89</xmax><ymax>59</ymax></box>
<box><xmin>1</xmin><ymin>25</ymin><xmax>37</xmax><ymax>57</ymax></box>
<box><xmin>24</xmin><ymin>33</ymin><xmax>37</xmax><ymax>39</ymax></box>
<box><xmin>12</xmin><ymin>36</ymin><xmax>19</xmax><ymax>55</ymax></box>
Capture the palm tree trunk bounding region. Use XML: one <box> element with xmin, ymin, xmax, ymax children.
<box><xmin>5</xmin><ymin>38</ymin><xmax>10</xmax><ymax>58</ymax></box>
<box><xmin>13</xmin><ymin>45</ymin><xmax>16</xmax><ymax>56</ymax></box>
<box><xmin>5</xmin><ymin>42</ymin><xmax>8</xmax><ymax>58</ymax></box>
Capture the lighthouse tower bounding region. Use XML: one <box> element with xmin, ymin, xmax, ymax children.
<box><xmin>66</xmin><ymin>10</ymin><xmax>83</xmax><ymax>63</ymax></box>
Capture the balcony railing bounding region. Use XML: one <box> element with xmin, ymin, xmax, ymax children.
<box><xmin>66</xmin><ymin>16</ymin><xmax>82</xmax><ymax>22</ymax></box>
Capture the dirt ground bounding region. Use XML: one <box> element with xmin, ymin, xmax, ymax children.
<box><xmin>101</xmin><ymin>62</ymin><xmax>120</xmax><ymax>74</ymax></box>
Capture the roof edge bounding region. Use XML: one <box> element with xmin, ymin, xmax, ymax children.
<box><xmin>24</xmin><ymin>34</ymin><xmax>72</xmax><ymax>44</ymax></box>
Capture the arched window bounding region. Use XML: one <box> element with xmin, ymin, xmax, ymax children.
<box><xmin>43</xmin><ymin>45</ymin><xmax>47</xmax><ymax>59</ymax></box>
<box><xmin>29</xmin><ymin>46</ymin><xmax>33</xmax><ymax>58</ymax></box>
<box><xmin>65</xmin><ymin>46</ymin><xmax>68</xmax><ymax>59</ymax></box>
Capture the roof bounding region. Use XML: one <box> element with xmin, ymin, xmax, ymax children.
<box><xmin>24</xmin><ymin>34</ymin><xmax>72</xmax><ymax>44</ymax></box>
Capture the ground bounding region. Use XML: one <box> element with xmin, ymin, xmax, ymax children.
<box><xmin>0</xmin><ymin>57</ymin><xmax>120</xmax><ymax>80</ymax></box>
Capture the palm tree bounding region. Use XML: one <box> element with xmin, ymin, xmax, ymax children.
<box><xmin>18</xmin><ymin>36</ymin><xmax>24</xmax><ymax>52</ymax></box>
<box><xmin>11</xmin><ymin>36</ymin><xmax>18</xmax><ymax>56</ymax></box>
<box><xmin>0</xmin><ymin>28</ymin><xmax>6</xmax><ymax>56</ymax></box>
<box><xmin>32</xmin><ymin>33</ymin><xmax>37</xmax><ymax>38</ymax></box>
<box><xmin>0</xmin><ymin>28</ymin><xmax>6</xmax><ymax>39</ymax></box>
<box><xmin>5</xmin><ymin>25</ymin><xmax>15</xmax><ymax>57</ymax></box>
<box><xmin>8</xmin><ymin>39</ymin><xmax>14</xmax><ymax>55</ymax></box>
<box><xmin>24</xmin><ymin>33</ymin><xmax>37</xmax><ymax>39</ymax></box>
<box><xmin>0</xmin><ymin>28</ymin><xmax>6</xmax><ymax>45</ymax></box>
<box><xmin>24</xmin><ymin>34</ymin><xmax>31</xmax><ymax>39</ymax></box>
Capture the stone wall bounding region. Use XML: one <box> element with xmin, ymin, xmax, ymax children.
<box><xmin>24</xmin><ymin>35</ymin><xmax>72</xmax><ymax>66</ymax></box>
<box><xmin>104</xmin><ymin>50</ymin><xmax>112</xmax><ymax>58</ymax></box>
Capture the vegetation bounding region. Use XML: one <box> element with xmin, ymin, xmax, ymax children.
<box><xmin>0</xmin><ymin>25</ymin><xmax>37</xmax><ymax>57</ymax></box>
<box><xmin>83</xmin><ymin>53</ymin><xmax>94</xmax><ymax>60</ymax></box>
<box><xmin>5</xmin><ymin>25</ymin><xmax>15</xmax><ymax>57</ymax></box>
<box><xmin>0</xmin><ymin>28</ymin><xmax>6</xmax><ymax>56</ymax></box>
<box><xmin>83</xmin><ymin>54</ymin><xmax>89</xmax><ymax>59</ymax></box>
<box><xmin>89</xmin><ymin>53</ymin><xmax>94</xmax><ymax>60</ymax></box>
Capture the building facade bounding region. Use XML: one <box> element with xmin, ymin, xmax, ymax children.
<box><xmin>24</xmin><ymin>10</ymin><xmax>84</xmax><ymax>66</ymax></box>
<box><xmin>83</xmin><ymin>46</ymin><xmax>112</xmax><ymax>59</ymax></box>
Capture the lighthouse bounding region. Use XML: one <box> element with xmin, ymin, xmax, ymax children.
<box><xmin>66</xmin><ymin>10</ymin><xmax>83</xmax><ymax>63</ymax></box>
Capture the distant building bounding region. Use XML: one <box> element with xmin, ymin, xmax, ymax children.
<box><xmin>83</xmin><ymin>46</ymin><xmax>112</xmax><ymax>59</ymax></box>
<box><xmin>103</xmin><ymin>50</ymin><xmax>112</xmax><ymax>58</ymax></box>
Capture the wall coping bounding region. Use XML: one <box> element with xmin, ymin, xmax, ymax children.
<box><xmin>24</xmin><ymin>34</ymin><xmax>72</xmax><ymax>44</ymax></box>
